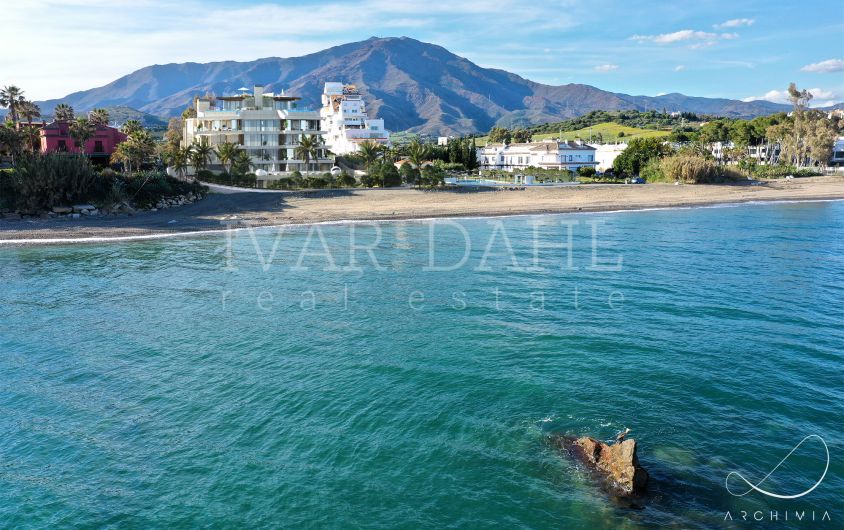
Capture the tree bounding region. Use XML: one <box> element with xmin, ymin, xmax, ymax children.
<box><xmin>488</xmin><ymin>127</ymin><xmax>512</xmax><ymax>145</ymax></box>
<box><xmin>182</xmin><ymin>107</ymin><xmax>197</xmax><ymax>119</ymax></box>
<box><xmin>512</xmin><ymin>128</ymin><xmax>533</xmax><ymax>143</ymax></box>
<box><xmin>121</xmin><ymin>119</ymin><xmax>143</xmax><ymax>135</ymax></box>
<box><xmin>214</xmin><ymin>141</ymin><xmax>241</xmax><ymax>175</ymax></box>
<box><xmin>189</xmin><ymin>139</ymin><xmax>213</xmax><ymax>172</ymax></box>
<box><xmin>295</xmin><ymin>134</ymin><xmax>322</xmax><ymax>172</ymax></box>
<box><xmin>54</xmin><ymin>103</ymin><xmax>74</xmax><ymax>122</ymax></box>
<box><xmin>400</xmin><ymin>161</ymin><xmax>419</xmax><ymax>185</ymax></box>
<box><xmin>69</xmin><ymin>117</ymin><xmax>95</xmax><ymax>154</ymax></box>
<box><xmin>232</xmin><ymin>150</ymin><xmax>253</xmax><ymax>175</ymax></box>
<box><xmin>357</xmin><ymin>140</ymin><xmax>381</xmax><ymax>172</ymax></box>
<box><xmin>169</xmin><ymin>146</ymin><xmax>191</xmax><ymax>179</ymax></box>
<box><xmin>577</xmin><ymin>166</ymin><xmax>596</xmax><ymax>178</ymax></box>
<box><xmin>406</xmin><ymin>140</ymin><xmax>429</xmax><ymax>171</ymax></box>
<box><xmin>164</xmin><ymin>117</ymin><xmax>183</xmax><ymax>151</ymax></box>
<box><xmin>613</xmin><ymin>137</ymin><xmax>674</xmax><ymax>175</ymax></box>
<box><xmin>89</xmin><ymin>108</ymin><xmax>110</xmax><ymax>127</ymax></box>
<box><xmin>20</xmin><ymin>124</ymin><xmax>41</xmax><ymax>153</ymax></box>
<box><xmin>0</xmin><ymin>122</ymin><xmax>25</xmax><ymax>164</ymax></box>
<box><xmin>0</xmin><ymin>85</ymin><xmax>25</xmax><ymax>123</ymax></box>
<box><xmin>467</xmin><ymin>138</ymin><xmax>478</xmax><ymax>170</ymax></box>
<box><xmin>112</xmin><ymin>130</ymin><xmax>156</xmax><ymax>175</ymax></box>
<box><xmin>771</xmin><ymin>83</ymin><xmax>838</xmax><ymax>167</ymax></box>
<box><xmin>18</xmin><ymin>101</ymin><xmax>41</xmax><ymax>124</ymax></box>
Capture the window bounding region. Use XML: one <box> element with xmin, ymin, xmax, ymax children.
<box><xmin>94</xmin><ymin>141</ymin><xmax>104</xmax><ymax>153</ymax></box>
<box><xmin>57</xmin><ymin>140</ymin><xmax>67</xmax><ymax>152</ymax></box>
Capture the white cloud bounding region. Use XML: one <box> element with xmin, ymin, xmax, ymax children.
<box><xmin>674</xmin><ymin>65</ymin><xmax>686</xmax><ymax>71</ymax></box>
<box><xmin>714</xmin><ymin>18</ymin><xmax>755</xmax><ymax>29</ymax></box>
<box><xmin>0</xmin><ymin>0</ymin><xmax>581</xmax><ymax>100</ymax></box>
<box><xmin>631</xmin><ymin>29</ymin><xmax>738</xmax><ymax>47</ymax></box>
<box><xmin>594</xmin><ymin>64</ymin><xmax>619</xmax><ymax>72</ymax></box>
<box><xmin>800</xmin><ymin>59</ymin><xmax>844</xmax><ymax>73</ymax></box>
<box><xmin>742</xmin><ymin>87</ymin><xmax>841</xmax><ymax>107</ymax></box>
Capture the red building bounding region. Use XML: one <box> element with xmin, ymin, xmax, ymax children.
<box><xmin>40</xmin><ymin>121</ymin><xmax>127</xmax><ymax>160</ymax></box>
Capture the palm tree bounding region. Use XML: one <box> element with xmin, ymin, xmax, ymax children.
<box><xmin>357</xmin><ymin>140</ymin><xmax>380</xmax><ymax>172</ymax></box>
<box><xmin>295</xmin><ymin>134</ymin><xmax>322</xmax><ymax>173</ymax></box>
<box><xmin>0</xmin><ymin>122</ymin><xmax>25</xmax><ymax>164</ymax></box>
<box><xmin>407</xmin><ymin>140</ymin><xmax>429</xmax><ymax>169</ymax></box>
<box><xmin>170</xmin><ymin>146</ymin><xmax>191</xmax><ymax>179</ymax></box>
<box><xmin>54</xmin><ymin>103</ymin><xmax>74</xmax><ymax>122</ymax></box>
<box><xmin>214</xmin><ymin>141</ymin><xmax>240</xmax><ymax>175</ymax></box>
<box><xmin>0</xmin><ymin>86</ymin><xmax>25</xmax><ymax>123</ymax></box>
<box><xmin>69</xmin><ymin>117</ymin><xmax>95</xmax><ymax>154</ymax></box>
<box><xmin>18</xmin><ymin>101</ymin><xmax>41</xmax><ymax>124</ymax></box>
<box><xmin>232</xmin><ymin>150</ymin><xmax>253</xmax><ymax>175</ymax></box>
<box><xmin>20</xmin><ymin>124</ymin><xmax>41</xmax><ymax>153</ymax></box>
<box><xmin>112</xmin><ymin>129</ymin><xmax>156</xmax><ymax>175</ymax></box>
<box><xmin>89</xmin><ymin>108</ymin><xmax>110</xmax><ymax>127</ymax></box>
<box><xmin>121</xmin><ymin>119</ymin><xmax>142</xmax><ymax>135</ymax></box>
<box><xmin>190</xmin><ymin>139</ymin><xmax>213</xmax><ymax>172</ymax></box>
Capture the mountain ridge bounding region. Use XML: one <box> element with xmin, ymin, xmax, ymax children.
<box><xmin>35</xmin><ymin>36</ymin><xmax>792</xmax><ymax>135</ymax></box>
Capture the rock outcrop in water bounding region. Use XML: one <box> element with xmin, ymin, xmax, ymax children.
<box><xmin>555</xmin><ymin>435</ymin><xmax>649</xmax><ymax>496</ymax></box>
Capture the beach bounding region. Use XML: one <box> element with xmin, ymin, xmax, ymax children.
<box><xmin>2</xmin><ymin>176</ymin><xmax>844</xmax><ymax>242</ymax></box>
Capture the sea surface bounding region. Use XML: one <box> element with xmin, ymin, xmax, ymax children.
<box><xmin>1</xmin><ymin>201</ymin><xmax>842</xmax><ymax>528</ymax></box>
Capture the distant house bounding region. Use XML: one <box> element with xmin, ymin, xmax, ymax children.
<box><xmin>594</xmin><ymin>143</ymin><xmax>628</xmax><ymax>172</ymax></box>
<box><xmin>477</xmin><ymin>139</ymin><xmax>598</xmax><ymax>171</ymax></box>
<box><xmin>40</xmin><ymin>121</ymin><xmax>127</xmax><ymax>160</ymax></box>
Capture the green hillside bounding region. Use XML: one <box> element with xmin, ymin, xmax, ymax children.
<box><xmin>475</xmin><ymin>122</ymin><xmax>670</xmax><ymax>146</ymax></box>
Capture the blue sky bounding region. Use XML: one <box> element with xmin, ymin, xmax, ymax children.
<box><xmin>2</xmin><ymin>0</ymin><xmax>843</xmax><ymax>105</ymax></box>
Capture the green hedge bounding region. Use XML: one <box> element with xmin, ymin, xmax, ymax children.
<box><xmin>0</xmin><ymin>154</ymin><xmax>206</xmax><ymax>211</ymax></box>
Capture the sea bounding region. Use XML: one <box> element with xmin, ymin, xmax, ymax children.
<box><xmin>1</xmin><ymin>200</ymin><xmax>842</xmax><ymax>528</ymax></box>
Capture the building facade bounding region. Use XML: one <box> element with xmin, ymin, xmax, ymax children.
<box><xmin>594</xmin><ymin>143</ymin><xmax>628</xmax><ymax>172</ymax></box>
<box><xmin>40</xmin><ymin>121</ymin><xmax>127</xmax><ymax>160</ymax></box>
<box><xmin>320</xmin><ymin>83</ymin><xmax>390</xmax><ymax>155</ymax></box>
<box><xmin>182</xmin><ymin>85</ymin><xmax>332</xmax><ymax>174</ymax></box>
<box><xmin>477</xmin><ymin>139</ymin><xmax>598</xmax><ymax>171</ymax></box>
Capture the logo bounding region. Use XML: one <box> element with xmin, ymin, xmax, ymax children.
<box><xmin>726</xmin><ymin>434</ymin><xmax>829</xmax><ymax>499</ymax></box>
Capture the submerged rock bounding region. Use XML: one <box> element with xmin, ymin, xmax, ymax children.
<box><xmin>555</xmin><ymin>435</ymin><xmax>649</xmax><ymax>496</ymax></box>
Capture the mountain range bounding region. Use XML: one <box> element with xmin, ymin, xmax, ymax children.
<box><xmin>36</xmin><ymin>36</ymin><xmax>793</xmax><ymax>135</ymax></box>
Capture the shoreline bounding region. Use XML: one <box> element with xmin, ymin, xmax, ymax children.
<box><xmin>2</xmin><ymin>177</ymin><xmax>844</xmax><ymax>245</ymax></box>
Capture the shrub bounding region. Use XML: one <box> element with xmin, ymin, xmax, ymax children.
<box><xmin>359</xmin><ymin>173</ymin><xmax>379</xmax><ymax>188</ymax></box>
<box><xmin>639</xmin><ymin>158</ymin><xmax>665</xmax><ymax>182</ymax></box>
<box><xmin>659</xmin><ymin>155</ymin><xmax>741</xmax><ymax>184</ymax></box>
<box><xmin>305</xmin><ymin>176</ymin><xmax>328</xmax><ymax>189</ymax></box>
<box><xmin>745</xmin><ymin>164</ymin><xmax>822</xmax><ymax>179</ymax></box>
<box><xmin>400</xmin><ymin>164</ymin><xmax>419</xmax><ymax>185</ymax></box>
<box><xmin>381</xmin><ymin>164</ymin><xmax>402</xmax><ymax>187</ymax></box>
<box><xmin>195</xmin><ymin>169</ymin><xmax>215</xmax><ymax>180</ymax></box>
<box><xmin>122</xmin><ymin>171</ymin><xmax>205</xmax><ymax>207</ymax></box>
<box><xmin>337</xmin><ymin>172</ymin><xmax>357</xmax><ymax>187</ymax></box>
<box><xmin>577</xmin><ymin>166</ymin><xmax>596</xmax><ymax>178</ymax></box>
<box><xmin>12</xmin><ymin>154</ymin><xmax>101</xmax><ymax>210</ymax></box>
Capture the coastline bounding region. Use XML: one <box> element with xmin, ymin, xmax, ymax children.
<box><xmin>2</xmin><ymin>176</ymin><xmax>844</xmax><ymax>245</ymax></box>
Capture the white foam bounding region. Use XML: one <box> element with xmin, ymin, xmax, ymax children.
<box><xmin>1</xmin><ymin>197</ymin><xmax>841</xmax><ymax>246</ymax></box>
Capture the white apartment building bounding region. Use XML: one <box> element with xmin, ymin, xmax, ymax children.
<box><xmin>182</xmin><ymin>85</ymin><xmax>331</xmax><ymax>174</ymax></box>
<box><xmin>320</xmin><ymin>83</ymin><xmax>390</xmax><ymax>155</ymax></box>
<box><xmin>477</xmin><ymin>139</ymin><xmax>598</xmax><ymax>171</ymax></box>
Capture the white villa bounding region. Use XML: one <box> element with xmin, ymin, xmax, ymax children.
<box><xmin>477</xmin><ymin>139</ymin><xmax>598</xmax><ymax>172</ymax></box>
<box><xmin>320</xmin><ymin>83</ymin><xmax>390</xmax><ymax>155</ymax></box>
<box><xmin>594</xmin><ymin>143</ymin><xmax>628</xmax><ymax>172</ymax></box>
<box><xmin>182</xmin><ymin>84</ymin><xmax>332</xmax><ymax>174</ymax></box>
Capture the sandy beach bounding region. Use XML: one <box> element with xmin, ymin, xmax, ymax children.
<box><xmin>2</xmin><ymin>176</ymin><xmax>844</xmax><ymax>243</ymax></box>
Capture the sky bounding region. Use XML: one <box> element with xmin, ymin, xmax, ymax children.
<box><xmin>2</xmin><ymin>0</ymin><xmax>843</xmax><ymax>106</ymax></box>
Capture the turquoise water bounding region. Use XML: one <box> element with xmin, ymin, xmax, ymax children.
<box><xmin>1</xmin><ymin>201</ymin><xmax>842</xmax><ymax>528</ymax></box>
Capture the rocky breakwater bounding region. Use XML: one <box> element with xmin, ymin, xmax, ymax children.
<box><xmin>554</xmin><ymin>434</ymin><xmax>649</xmax><ymax>497</ymax></box>
<box><xmin>0</xmin><ymin>191</ymin><xmax>205</xmax><ymax>221</ymax></box>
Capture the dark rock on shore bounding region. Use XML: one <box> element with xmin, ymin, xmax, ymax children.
<box><xmin>554</xmin><ymin>435</ymin><xmax>649</xmax><ymax>497</ymax></box>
